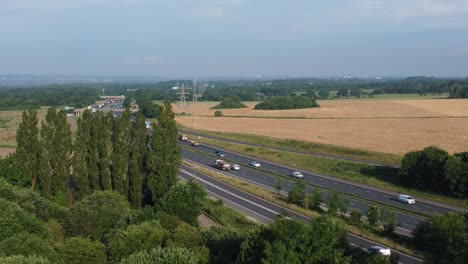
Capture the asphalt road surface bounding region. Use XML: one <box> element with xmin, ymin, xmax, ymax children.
<box><xmin>179</xmin><ymin>164</ymin><xmax>422</xmax><ymax>264</ymax></box>
<box><xmin>179</xmin><ymin>129</ymin><xmax>400</xmax><ymax>167</ymax></box>
<box><xmin>180</xmin><ymin>141</ymin><xmax>466</xmax><ymax>232</ymax></box>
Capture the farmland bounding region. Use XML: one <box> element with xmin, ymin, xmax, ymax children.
<box><xmin>175</xmin><ymin>99</ymin><xmax>468</xmax><ymax>155</ymax></box>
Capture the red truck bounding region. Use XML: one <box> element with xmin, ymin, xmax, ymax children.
<box><xmin>215</xmin><ymin>159</ymin><xmax>231</xmax><ymax>171</ymax></box>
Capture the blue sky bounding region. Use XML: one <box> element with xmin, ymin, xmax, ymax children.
<box><xmin>1</xmin><ymin>0</ymin><xmax>468</xmax><ymax>77</ymax></box>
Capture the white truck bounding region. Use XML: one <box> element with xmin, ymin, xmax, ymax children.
<box><xmin>215</xmin><ymin>159</ymin><xmax>231</xmax><ymax>171</ymax></box>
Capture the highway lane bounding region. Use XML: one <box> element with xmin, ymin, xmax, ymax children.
<box><xmin>180</xmin><ymin>129</ymin><xmax>400</xmax><ymax>167</ymax></box>
<box><xmin>179</xmin><ymin>164</ymin><xmax>422</xmax><ymax>264</ymax></box>
<box><xmin>180</xmin><ymin>140</ymin><xmax>465</xmax><ymax>216</ymax></box>
<box><xmin>182</xmin><ymin>148</ymin><xmax>424</xmax><ymax>234</ymax></box>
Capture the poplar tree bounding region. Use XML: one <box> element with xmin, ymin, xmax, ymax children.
<box><xmin>112</xmin><ymin>109</ymin><xmax>132</xmax><ymax>195</ymax></box>
<box><xmin>39</xmin><ymin>108</ymin><xmax>72</xmax><ymax>199</ymax></box>
<box><xmin>16</xmin><ymin>109</ymin><xmax>42</xmax><ymax>190</ymax></box>
<box><xmin>73</xmin><ymin>110</ymin><xmax>92</xmax><ymax>200</ymax></box>
<box><xmin>128</xmin><ymin>112</ymin><xmax>147</xmax><ymax>207</ymax></box>
<box><xmin>97</xmin><ymin>112</ymin><xmax>113</xmax><ymax>190</ymax></box>
<box><xmin>39</xmin><ymin>108</ymin><xmax>56</xmax><ymax>197</ymax></box>
<box><xmin>145</xmin><ymin>101</ymin><xmax>181</xmax><ymax>204</ymax></box>
<box><xmin>88</xmin><ymin>113</ymin><xmax>101</xmax><ymax>190</ymax></box>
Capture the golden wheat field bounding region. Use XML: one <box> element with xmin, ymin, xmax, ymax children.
<box><xmin>174</xmin><ymin>99</ymin><xmax>468</xmax><ymax>118</ymax></box>
<box><xmin>175</xmin><ymin>99</ymin><xmax>468</xmax><ymax>154</ymax></box>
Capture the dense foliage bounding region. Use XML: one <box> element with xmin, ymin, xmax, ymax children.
<box><xmin>0</xmin><ymin>84</ymin><xmax>127</xmax><ymax>110</ymax></box>
<box><xmin>238</xmin><ymin>216</ymin><xmax>350</xmax><ymax>264</ymax></box>
<box><xmin>399</xmin><ymin>146</ymin><xmax>468</xmax><ymax>198</ymax></box>
<box><xmin>254</xmin><ymin>96</ymin><xmax>319</xmax><ymax>110</ymax></box>
<box><xmin>448</xmin><ymin>79</ymin><xmax>468</xmax><ymax>98</ymax></box>
<box><xmin>413</xmin><ymin>212</ymin><xmax>467</xmax><ymax>264</ymax></box>
<box><xmin>211</xmin><ymin>96</ymin><xmax>247</xmax><ymax>109</ymax></box>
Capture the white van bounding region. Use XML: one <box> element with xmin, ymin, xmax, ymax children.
<box><xmin>399</xmin><ymin>194</ymin><xmax>415</xmax><ymax>204</ymax></box>
<box><xmin>291</xmin><ymin>171</ymin><xmax>304</xmax><ymax>178</ymax></box>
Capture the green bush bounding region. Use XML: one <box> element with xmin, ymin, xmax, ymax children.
<box><xmin>65</xmin><ymin>191</ymin><xmax>130</xmax><ymax>241</ymax></box>
<box><xmin>108</xmin><ymin>221</ymin><xmax>167</xmax><ymax>263</ymax></box>
<box><xmin>0</xmin><ymin>233</ymin><xmax>58</xmax><ymax>262</ymax></box>
<box><xmin>214</xmin><ymin>110</ymin><xmax>224</xmax><ymax>117</ymax></box>
<box><xmin>0</xmin><ymin>198</ymin><xmax>49</xmax><ymax>241</ymax></box>
<box><xmin>0</xmin><ymin>178</ymin><xmax>68</xmax><ymax>222</ymax></box>
<box><xmin>119</xmin><ymin>247</ymin><xmax>201</xmax><ymax>264</ymax></box>
<box><xmin>159</xmin><ymin>181</ymin><xmax>206</xmax><ymax>226</ymax></box>
<box><xmin>211</xmin><ymin>97</ymin><xmax>247</xmax><ymax>109</ymax></box>
<box><xmin>254</xmin><ymin>96</ymin><xmax>319</xmax><ymax>110</ymax></box>
<box><xmin>0</xmin><ymin>255</ymin><xmax>53</xmax><ymax>264</ymax></box>
<box><xmin>59</xmin><ymin>237</ymin><xmax>107</xmax><ymax>264</ymax></box>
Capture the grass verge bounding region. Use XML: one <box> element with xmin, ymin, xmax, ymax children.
<box><xmin>203</xmin><ymin>198</ymin><xmax>257</xmax><ymax>230</ymax></box>
<box><xmin>178</xmin><ymin>124</ymin><xmax>401</xmax><ymax>165</ymax></box>
<box><xmin>185</xmin><ymin>137</ymin><xmax>468</xmax><ymax>209</ymax></box>
<box><xmin>184</xmin><ymin>160</ymin><xmax>424</xmax><ymax>259</ymax></box>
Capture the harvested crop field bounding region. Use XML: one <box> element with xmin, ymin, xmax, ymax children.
<box><xmin>176</xmin><ymin>99</ymin><xmax>468</xmax><ymax>154</ymax></box>
<box><xmin>176</xmin><ymin>99</ymin><xmax>468</xmax><ymax>118</ymax></box>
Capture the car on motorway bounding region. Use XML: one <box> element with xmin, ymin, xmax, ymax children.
<box><xmin>191</xmin><ymin>140</ymin><xmax>200</xmax><ymax>146</ymax></box>
<box><xmin>399</xmin><ymin>194</ymin><xmax>416</xmax><ymax>204</ymax></box>
<box><xmin>368</xmin><ymin>245</ymin><xmax>391</xmax><ymax>256</ymax></box>
<box><xmin>290</xmin><ymin>171</ymin><xmax>304</xmax><ymax>178</ymax></box>
<box><xmin>250</xmin><ymin>161</ymin><xmax>261</xmax><ymax>167</ymax></box>
<box><xmin>215</xmin><ymin>151</ymin><xmax>225</xmax><ymax>157</ymax></box>
<box><xmin>231</xmin><ymin>164</ymin><xmax>240</xmax><ymax>170</ymax></box>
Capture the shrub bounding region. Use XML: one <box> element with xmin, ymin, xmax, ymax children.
<box><xmin>59</xmin><ymin>237</ymin><xmax>107</xmax><ymax>264</ymax></box>
<box><xmin>211</xmin><ymin>97</ymin><xmax>247</xmax><ymax>109</ymax></box>
<box><xmin>159</xmin><ymin>181</ymin><xmax>206</xmax><ymax>226</ymax></box>
<box><xmin>108</xmin><ymin>221</ymin><xmax>167</xmax><ymax>263</ymax></box>
<box><xmin>0</xmin><ymin>178</ymin><xmax>68</xmax><ymax>221</ymax></box>
<box><xmin>254</xmin><ymin>96</ymin><xmax>319</xmax><ymax>110</ymax></box>
<box><xmin>119</xmin><ymin>247</ymin><xmax>201</xmax><ymax>264</ymax></box>
<box><xmin>0</xmin><ymin>198</ymin><xmax>49</xmax><ymax>241</ymax></box>
<box><xmin>214</xmin><ymin>110</ymin><xmax>224</xmax><ymax>117</ymax></box>
<box><xmin>0</xmin><ymin>233</ymin><xmax>58</xmax><ymax>262</ymax></box>
<box><xmin>65</xmin><ymin>191</ymin><xmax>130</xmax><ymax>241</ymax></box>
<box><xmin>0</xmin><ymin>255</ymin><xmax>52</xmax><ymax>264</ymax></box>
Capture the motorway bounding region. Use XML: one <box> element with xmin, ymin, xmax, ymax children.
<box><xmin>180</xmin><ymin>140</ymin><xmax>466</xmax><ymax>233</ymax></box>
<box><xmin>179</xmin><ymin>164</ymin><xmax>422</xmax><ymax>264</ymax></box>
<box><xmin>179</xmin><ymin>129</ymin><xmax>400</xmax><ymax>167</ymax></box>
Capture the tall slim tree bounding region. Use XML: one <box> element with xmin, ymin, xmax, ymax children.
<box><xmin>16</xmin><ymin>109</ymin><xmax>42</xmax><ymax>190</ymax></box>
<box><xmin>97</xmin><ymin>112</ymin><xmax>113</xmax><ymax>190</ymax></box>
<box><xmin>128</xmin><ymin>112</ymin><xmax>147</xmax><ymax>208</ymax></box>
<box><xmin>145</xmin><ymin>101</ymin><xmax>181</xmax><ymax>204</ymax></box>
<box><xmin>39</xmin><ymin>108</ymin><xmax>72</xmax><ymax>199</ymax></box>
<box><xmin>72</xmin><ymin>110</ymin><xmax>92</xmax><ymax>200</ymax></box>
<box><xmin>88</xmin><ymin>113</ymin><xmax>101</xmax><ymax>190</ymax></box>
<box><xmin>112</xmin><ymin>109</ymin><xmax>132</xmax><ymax>195</ymax></box>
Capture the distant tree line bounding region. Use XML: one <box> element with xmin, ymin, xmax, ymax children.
<box><xmin>399</xmin><ymin>146</ymin><xmax>468</xmax><ymax>198</ymax></box>
<box><xmin>13</xmin><ymin>101</ymin><xmax>180</xmax><ymax>207</ymax></box>
<box><xmin>0</xmin><ymin>84</ymin><xmax>128</xmax><ymax>110</ymax></box>
<box><xmin>211</xmin><ymin>96</ymin><xmax>247</xmax><ymax>109</ymax></box>
<box><xmin>448</xmin><ymin>79</ymin><xmax>468</xmax><ymax>98</ymax></box>
<box><xmin>254</xmin><ymin>96</ymin><xmax>319</xmax><ymax>110</ymax></box>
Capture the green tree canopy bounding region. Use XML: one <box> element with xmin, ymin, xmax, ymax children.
<box><xmin>65</xmin><ymin>191</ymin><xmax>130</xmax><ymax>241</ymax></box>
<box><xmin>413</xmin><ymin>212</ymin><xmax>467</xmax><ymax>264</ymax></box>
<box><xmin>159</xmin><ymin>181</ymin><xmax>207</xmax><ymax>226</ymax></box>
<box><xmin>254</xmin><ymin>96</ymin><xmax>319</xmax><ymax>110</ymax></box>
<box><xmin>108</xmin><ymin>221</ymin><xmax>167</xmax><ymax>263</ymax></box>
<box><xmin>119</xmin><ymin>247</ymin><xmax>201</xmax><ymax>264</ymax></box>
<box><xmin>238</xmin><ymin>217</ymin><xmax>350</xmax><ymax>264</ymax></box>
<box><xmin>0</xmin><ymin>233</ymin><xmax>58</xmax><ymax>262</ymax></box>
<box><xmin>0</xmin><ymin>198</ymin><xmax>49</xmax><ymax>241</ymax></box>
<box><xmin>58</xmin><ymin>237</ymin><xmax>107</xmax><ymax>264</ymax></box>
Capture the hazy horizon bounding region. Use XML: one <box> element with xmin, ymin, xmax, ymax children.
<box><xmin>1</xmin><ymin>1</ymin><xmax>468</xmax><ymax>77</ymax></box>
